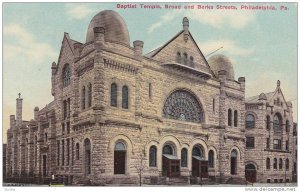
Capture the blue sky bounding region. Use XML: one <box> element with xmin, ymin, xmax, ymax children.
<box><xmin>2</xmin><ymin>2</ymin><xmax>298</xmax><ymax>142</ymax></box>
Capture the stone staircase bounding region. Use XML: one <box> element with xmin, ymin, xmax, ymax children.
<box><xmin>225</xmin><ymin>176</ymin><xmax>247</xmax><ymax>185</ymax></box>
<box><xmin>167</xmin><ymin>176</ymin><xmax>189</xmax><ymax>185</ymax></box>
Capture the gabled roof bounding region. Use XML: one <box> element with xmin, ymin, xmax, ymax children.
<box><xmin>145</xmin><ymin>30</ymin><xmax>216</xmax><ymax>78</ymax></box>
<box><xmin>57</xmin><ymin>33</ymin><xmax>76</xmax><ymax>67</ymax></box>
<box><xmin>38</xmin><ymin>100</ymin><xmax>55</xmax><ymax>114</ymax></box>
<box><xmin>246</xmin><ymin>92</ymin><xmax>274</xmax><ymax>103</ymax></box>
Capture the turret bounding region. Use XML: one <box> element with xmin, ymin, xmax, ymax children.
<box><xmin>182</xmin><ymin>17</ymin><xmax>189</xmax><ymax>42</ymax></box>
<box><xmin>51</xmin><ymin>62</ymin><xmax>57</xmax><ymax>96</ymax></box>
<box><xmin>133</xmin><ymin>40</ymin><xmax>144</xmax><ymax>59</ymax></box>
<box><xmin>16</xmin><ymin>93</ymin><xmax>23</xmax><ymax>126</ymax></box>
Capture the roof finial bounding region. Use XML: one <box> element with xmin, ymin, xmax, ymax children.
<box><xmin>18</xmin><ymin>93</ymin><xmax>21</xmax><ymax>98</ymax></box>
<box><xmin>182</xmin><ymin>17</ymin><xmax>189</xmax><ymax>31</ymax></box>
<box><xmin>277</xmin><ymin>80</ymin><xmax>280</xmax><ymax>87</ymax></box>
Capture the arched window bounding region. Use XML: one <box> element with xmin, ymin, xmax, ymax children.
<box><xmin>246</xmin><ymin>114</ymin><xmax>255</xmax><ymax>128</ymax></box>
<box><xmin>163</xmin><ymin>145</ymin><xmax>174</xmax><ymax>155</ymax></box>
<box><xmin>231</xmin><ymin>149</ymin><xmax>238</xmax><ymax>175</ymax></box>
<box><xmin>286</xmin><ymin>159</ymin><xmax>289</xmax><ymax>170</ymax></box>
<box><xmin>76</xmin><ymin>143</ymin><xmax>80</xmax><ymax>160</ymax></box>
<box><xmin>114</xmin><ymin>141</ymin><xmax>126</xmax><ymax>174</ymax></box>
<box><xmin>273</xmin><ymin>158</ymin><xmax>277</xmax><ymax>169</ymax></box>
<box><xmin>273</xmin><ymin>114</ymin><xmax>282</xmax><ymax>132</ymax></box>
<box><xmin>266</xmin><ymin>115</ymin><xmax>270</xmax><ymax>130</ymax></box>
<box><xmin>88</xmin><ymin>83</ymin><xmax>92</xmax><ymax>107</ymax></box>
<box><xmin>149</xmin><ymin>146</ymin><xmax>157</xmax><ymax>167</ymax></box>
<box><xmin>63</xmin><ymin>64</ymin><xmax>71</xmax><ymax>87</ymax></box>
<box><xmin>81</xmin><ymin>86</ymin><xmax>86</xmax><ymax>110</ymax></box>
<box><xmin>84</xmin><ymin>139</ymin><xmax>91</xmax><ymax>174</ymax></box>
<box><xmin>228</xmin><ymin>109</ymin><xmax>232</xmax><ymax>126</ymax></box>
<box><xmin>234</xmin><ymin>110</ymin><xmax>238</xmax><ymax>127</ymax></box>
<box><xmin>266</xmin><ymin>158</ymin><xmax>270</xmax><ymax>169</ymax></box>
<box><xmin>181</xmin><ymin>148</ymin><xmax>188</xmax><ymax>167</ymax></box>
<box><xmin>183</xmin><ymin>52</ymin><xmax>188</xmax><ymax>65</ymax></box>
<box><xmin>279</xmin><ymin>158</ymin><xmax>283</xmax><ymax>169</ymax></box>
<box><xmin>163</xmin><ymin>90</ymin><xmax>204</xmax><ymax>123</ymax></box>
<box><xmin>286</xmin><ymin>120</ymin><xmax>290</xmax><ymax>133</ymax></box>
<box><xmin>177</xmin><ymin>52</ymin><xmax>181</xmax><ymax>63</ymax></box>
<box><xmin>122</xmin><ymin>85</ymin><xmax>129</xmax><ymax>109</ymax></box>
<box><xmin>192</xmin><ymin>145</ymin><xmax>204</xmax><ymax>159</ymax></box>
<box><xmin>208</xmin><ymin>150</ymin><xmax>214</xmax><ymax>168</ymax></box>
<box><xmin>111</xmin><ymin>83</ymin><xmax>117</xmax><ymax>107</ymax></box>
<box><xmin>190</xmin><ymin>56</ymin><xmax>194</xmax><ymax>67</ymax></box>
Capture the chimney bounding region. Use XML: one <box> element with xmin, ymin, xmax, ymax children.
<box><xmin>34</xmin><ymin>107</ymin><xmax>39</xmax><ymax>120</ymax></box>
<box><xmin>133</xmin><ymin>40</ymin><xmax>144</xmax><ymax>58</ymax></box>
<box><xmin>51</xmin><ymin>62</ymin><xmax>57</xmax><ymax>96</ymax></box>
<box><xmin>238</xmin><ymin>77</ymin><xmax>246</xmax><ymax>92</ymax></box>
<box><xmin>16</xmin><ymin>93</ymin><xmax>23</xmax><ymax>125</ymax></box>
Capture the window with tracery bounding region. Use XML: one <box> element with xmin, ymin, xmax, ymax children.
<box><xmin>274</xmin><ymin>114</ymin><xmax>282</xmax><ymax>132</ymax></box>
<box><xmin>63</xmin><ymin>64</ymin><xmax>71</xmax><ymax>87</ymax></box>
<box><xmin>163</xmin><ymin>90</ymin><xmax>204</xmax><ymax>123</ymax></box>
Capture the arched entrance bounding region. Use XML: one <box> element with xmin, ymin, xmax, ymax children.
<box><xmin>192</xmin><ymin>145</ymin><xmax>208</xmax><ymax>178</ymax></box>
<box><xmin>162</xmin><ymin>144</ymin><xmax>180</xmax><ymax>177</ymax></box>
<box><xmin>114</xmin><ymin>141</ymin><xmax>126</xmax><ymax>174</ymax></box>
<box><xmin>231</xmin><ymin>149</ymin><xmax>238</xmax><ymax>175</ymax></box>
<box><xmin>245</xmin><ymin>164</ymin><xmax>257</xmax><ymax>183</ymax></box>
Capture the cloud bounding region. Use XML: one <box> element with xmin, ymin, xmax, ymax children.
<box><xmin>148</xmin><ymin>10</ymin><xmax>183</xmax><ymax>33</ymax></box>
<box><xmin>186</xmin><ymin>8</ymin><xmax>256</xmax><ymax>29</ymax></box>
<box><xmin>148</xmin><ymin>6</ymin><xmax>256</xmax><ymax>33</ymax></box>
<box><xmin>199</xmin><ymin>39</ymin><xmax>255</xmax><ymax>57</ymax></box>
<box><xmin>3</xmin><ymin>23</ymin><xmax>56</xmax><ymax>64</ymax></box>
<box><xmin>65</xmin><ymin>4</ymin><xmax>94</xmax><ymax>20</ymax></box>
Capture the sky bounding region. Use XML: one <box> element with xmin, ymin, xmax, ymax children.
<box><xmin>2</xmin><ymin>2</ymin><xmax>298</xmax><ymax>143</ymax></box>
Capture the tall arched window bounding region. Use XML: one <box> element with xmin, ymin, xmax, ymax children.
<box><xmin>63</xmin><ymin>64</ymin><xmax>71</xmax><ymax>87</ymax></box>
<box><xmin>181</xmin><ymin>148</ymin><xmax>188</xmax><ymax>167</ymax></box>
<box><xmin>183</xmin><ymin>52</ymin><xmax>188</xmax><ymax>65</ymax></box>
<box><xmin>234</xmin><ymin>110</ymin><xmax>238</xmax><ymax>127</ymax></box>
<box><xmin>274</xmin><ymin>114</ymin><xmax>282</xmax><ymax>132</ymax></box>
<box><xmin>111</xmin><ymin>83</ymin><xmax>117</xmax><ymax>107</ymax></box>
<box><xmin>266</xmin><ymin>158</ymin><xmax>270</xmax><ymax>170</ymax></box>
<box><xmin>266</xmin><ymin>115</ymin><xmax>270</xmax><ymax>130</ymax></box>
<box><xmin>190</xmin><ymin>56</ymin><xmax>194</xmax><ymax>67</ymax></box>
<box><xmin>273</xmin><ymin>158</ymin><xmax>277</xmax><ymax>169</ymax></box>
<box><xmin>286</xmin><ymin>120</ymin><xmax>290</xmax><ymax>133</ymax></box>
<box><xmin>81</xmin><ymin>86</ymin><xmax>86</xmax><ymax>110</ymax></box>
<box><xmin>84</xmin><ymin>139</ymin><xmax>91</xmax><ymax>174</ymax></box>
<box><xmin>177</xmin><ymin>52</ymin><xmax>181</xmax><ymax>63</ymax></box>
<box><xmin>246</xmin><ymin>114</ymin><xmax>255</xmax><ymax>128</ymax></box>
<box><xmin>279</xmin><ymin>158</ymin><xmax>283</xmax><ymax>169</ymax></box>
<box><xmin>228</xmin><ymin>109</ymin><xmax>232</xmax><ymax>126</ymax></box>
<box><xmin>122</xmin><ymin>85</ymin><xmax>129</xmax><ymax>109</ymax></box>
<box><xmin>208</xmin><ymin>150</ymin><xmax>214</xmax><ymax>168</ymax></box>
<box><xmin>149</xmin><ymin>146</ymin><xmax>157</xmax><ymax>167</ymax></box>
<box><xmin>230</xmin><ymin>149</ymin><xmax>238</xmax><ymax>175</ymax></box>
<box><xmin>286</xmin><ymin>159</ymin><xmax>289</xmax><ymax>170</ymax></box>
<box><xmin>76</xmin><ymin>143</ymin><xmax>80</xmax><ymax>160</ymax></box>
<box><xmin>114</xmin><ymin>141</ymin><xmax>126</xmax><ymax>174</ymax></box>
<box><xmin>88</xmin><ymin>83</ymin><xmax>92</xmax><ymax>107</ymax></box>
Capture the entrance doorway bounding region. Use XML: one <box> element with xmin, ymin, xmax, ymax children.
<box><xmin>191</xmin><ymin>145</ymin><xmax>208</xmax><ymax>178</ymax></box>
<box><xmin>231</xmin><ymin>149</ymin><xmax>238</xmax><ymax>175</ymax></box>
<box><xmin>162</xmin><ymin>144</ymin><xmax>180</xmax><ymax>177</ymax></box>
<box><xmin>114</xmin><ymin>142</ymin><xmax>126</xmax><ymax>174</ymax></box>
<box><xmin>245</xmin><ymin>164</ymin><xmax>256</xmax><ymax>183</ymax></box>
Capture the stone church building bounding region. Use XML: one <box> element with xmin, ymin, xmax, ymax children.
<box><xmin>5</xmin><ymin>10</ymin><xmax>296</xmax><ymax>185</ymax></box>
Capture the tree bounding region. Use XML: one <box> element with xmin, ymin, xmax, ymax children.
<box><xmin>134</xmin><ymin>152</ymin><xmax>146</xmax><ymax>186</ymax></box>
